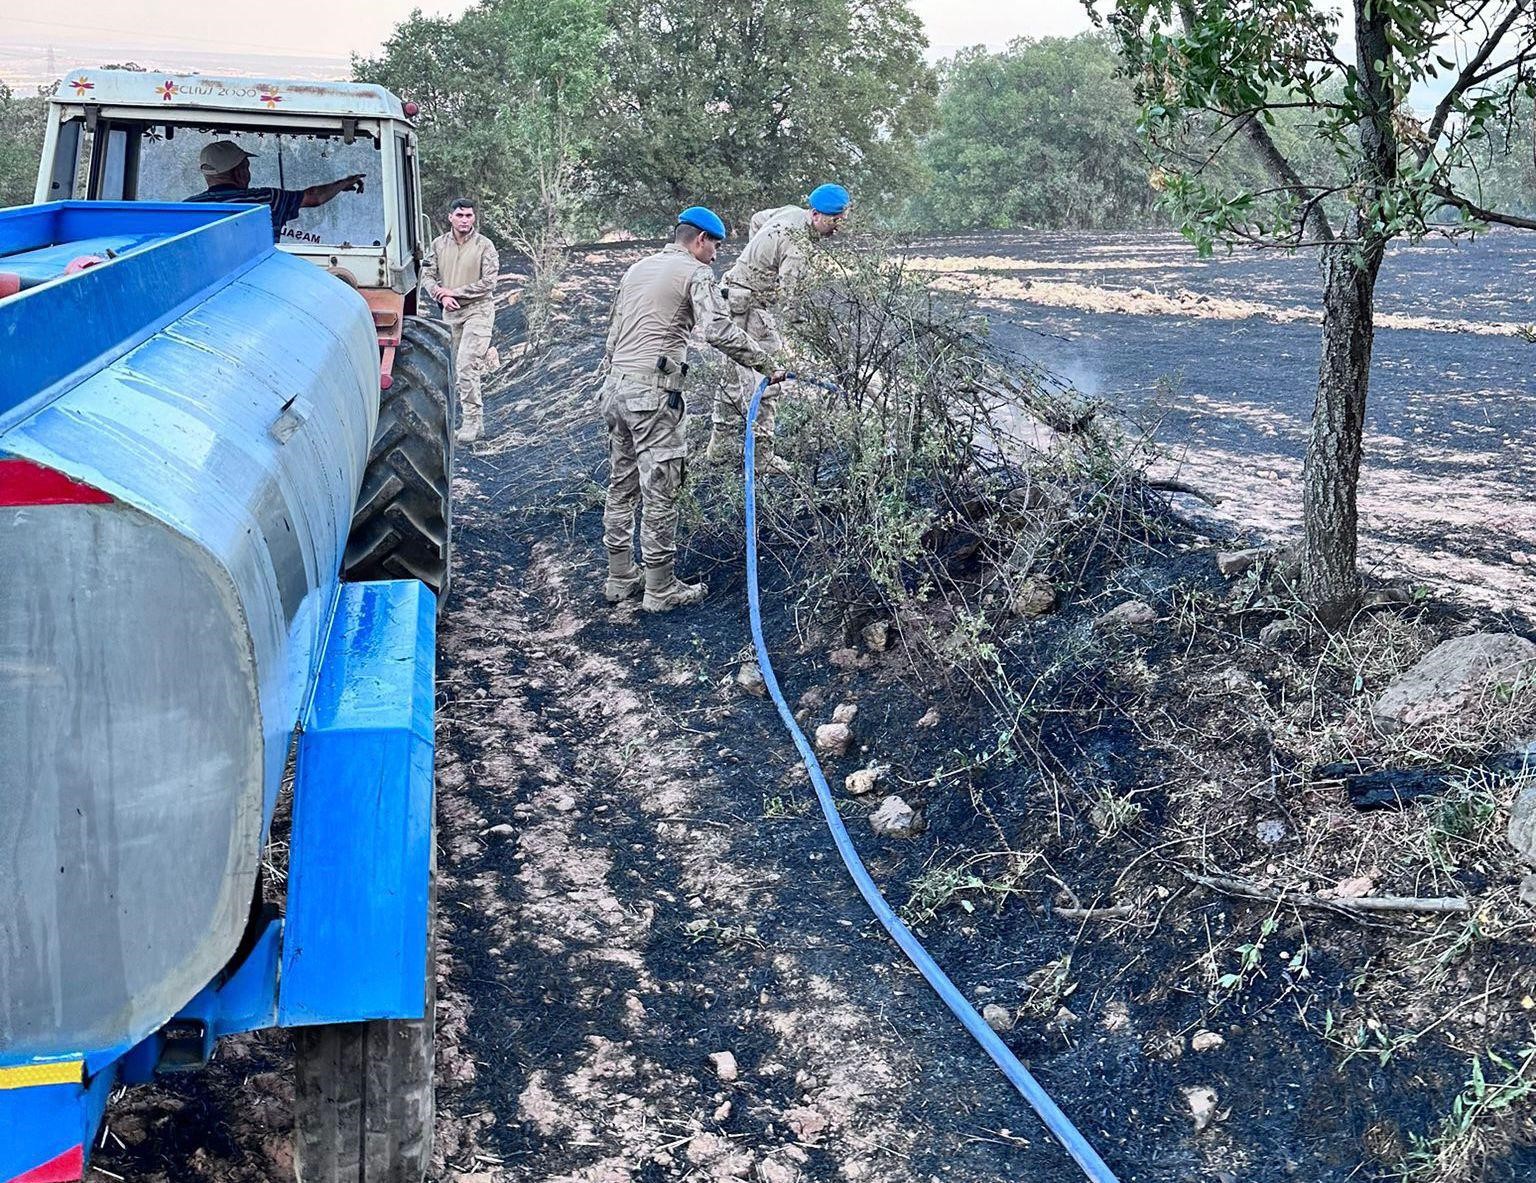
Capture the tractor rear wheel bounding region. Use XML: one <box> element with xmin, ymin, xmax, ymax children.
<box><xmin>290</xmin><ymin>853</ymin><xmax>437</xmax><ymax>1183</ymax></box>
<box><xmin>343</xmin><ymin>317</ymin><xmax>456</xmax><ymax>598</ymax></box>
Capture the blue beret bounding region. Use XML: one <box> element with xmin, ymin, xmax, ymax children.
<box><xmin>677</xmin><ymin>206</ymin><xmax>727</xmax><ymax>240</ymax></box>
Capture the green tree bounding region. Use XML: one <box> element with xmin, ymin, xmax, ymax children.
<box><xmin>596</xmin><ymin>0</ymin><xmax>936</xmax><ymax>232</ymax></box>
<box><xmin>0</xmin><ymin>83</ymin><xmax>49</xmax><ymax>208</ymax></box>
<box><xmin>1094</xmin><ymin>0</ymin><xmax>1536</xmax><ymax>625</ymax></box>
<box><xmin>356</xmin><ymin>0</ymin><xmax>607</xmax><ymax>341</ymax></box>
<box><xmin>915</xmin><ymin>34</ymin><xmax>1160</xmax><ymax>232</ymax></box>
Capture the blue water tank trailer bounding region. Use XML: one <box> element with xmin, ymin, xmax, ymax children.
<box><xmin>0</xmin><ymin>201</ymin><xmax>446</xmax><ymax>1183</ymax></box>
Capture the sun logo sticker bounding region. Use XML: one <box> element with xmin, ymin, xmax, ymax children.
<box><xmin>158</xmin><ymin>79</ymin><xmax>178</xmax><ymax>102</ymax></box>
<box><xmin>259</xmin><ymin>86</ymin><xmax>283</xmax><ymax>108</ymax></box>
<box><xmin>69</xmin><ymin>78</ymin><xmax>94</xmax><ymax>97</ymax></box>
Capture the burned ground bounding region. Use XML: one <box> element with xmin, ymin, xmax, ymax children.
<box><xmin>92</xmin><ymin>234</ymin><xmax>1535</xmax><ymax>1183</ymax></box>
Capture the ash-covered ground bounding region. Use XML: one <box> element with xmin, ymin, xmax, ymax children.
<box><xmin>910</xmin><ymin>229</ymin><xmax>1536</xmax><ymax>620</ymax></box>
<box><xmin>90</xmin><ymin>232</ymin><xmax>1535</xmax><ymax>1183</ymax></box>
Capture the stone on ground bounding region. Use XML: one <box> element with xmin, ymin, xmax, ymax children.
<box><xmin>814</xmin><ymin>722</ymin><xmax>853</xmax><ymax>757</ymax></box>
<box><xmin>844</xmin><ymin>766</ymin><xmax>884</xmax><ymax>796</ymax></box>
<box><xmin>1191</xmin><ymin>1030</ymin><xmax>1225</xmax><ymax>1053</ymax></box>
<box><xmin>1095</xmin><ymin>599</ymin><xmax>1157</xmax><ymax>631</ymax></box>
<box><xmin>1216</xmin><ymin>548</ymin><xmax>1265</xmax><ymax>578</ymax></box>
<box><xmin>736</xmin><ymin>661</ymin><xmax>768</xmax><ymax>697</ymax></box>
<box><xmin>832</xmin><ymin>702</ymin><xmax>858</xmax><ymax>725</ymax></box>
<box><xmin>708</xmin><ymin>1050</ymin><xmax>739</xmax><ymax>1082</ymax></box>
<box><xmin>916</xmin><ymin>706</ymin><xmax>940</xmax><ymax>728</ymax></box>
<box><xmin>869</xmin><ymin>794</ymin><xmax>919</xmax><ymax>837</ymax></box>
<box><xmin>1373</xmin><ymin>632</ymin><xmax>1536</xmax><ymax>731</ymax></box>
<box><xmin>861</xmin><ymin>620</ymin><xmax>891</xmax><ymax>652</ymax></box>
<box><xmin>1509</xmin><ymin>779</ymin><xmax>1536</xmax><ymax>862</ymax></box>
<box><xmin>1009</xmin><ymin>575</ymin><xmax>1057</xmax><ymax>619</ymax></box>
<box><xmin>982</xmin><ymin>1003</ymin><xmax>1014</xmax><ymax>1033</ymax></box>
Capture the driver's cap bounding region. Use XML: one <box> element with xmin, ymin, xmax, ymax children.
<box><xmin>199</xmin><ymin>140</ymin><xmax>258</xmax><ymax>175</ymax></box>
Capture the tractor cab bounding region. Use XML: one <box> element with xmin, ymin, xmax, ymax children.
<box><xmin>35</xmin><ymin>69</ymin><xmax>433</xmax><ymax>305</ymax></box>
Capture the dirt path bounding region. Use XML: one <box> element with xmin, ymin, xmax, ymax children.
<box><xmin>428</xmin><ymin>393</ymin><xmax>1096</xmax><ymax>1182</ymax></box>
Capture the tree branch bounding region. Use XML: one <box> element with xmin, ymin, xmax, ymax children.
<box><xmin>1422</xmin><ymin>1</ymin><xmax>1532</xmax><ymax>153</ymax></box>
<box><xmin>1434</xmin><ymin>186</ymin><xmax>1536</xmax><ymax>230</ymax></box>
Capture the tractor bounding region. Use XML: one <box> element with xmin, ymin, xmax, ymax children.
<box><xmin>1</xmin><ymin>68</ymin><xmax>463</xmax><ymax>1183</ymax></box>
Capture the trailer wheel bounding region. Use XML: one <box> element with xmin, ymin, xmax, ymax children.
<box><xmin>291</xmin><ymin>853</ymin><xmax>436</xmax><ymax>1183</ymax></box>
<box><xmin>343</xmin><ymin>317</ymin><xmax>456</xmax><ymax>598</ymax></box>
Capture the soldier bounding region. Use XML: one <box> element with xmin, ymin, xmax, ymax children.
<box><xmin>599</xmin><ymin>206</ymin><xmax>783</xmax><ymax>613</ymax></box>
<box><xmin>708</xmin><ymin>183</ymin><xmax>851</xmax><ymax>474</ymax></box>
<box><xmin>421</xmin><ymin>197</ymin><xmax>499</xmax><ymax>442</ymax></box>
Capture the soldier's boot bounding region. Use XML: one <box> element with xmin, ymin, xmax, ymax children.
<box><xmin>604</xmin><ymin>551</ymin><xmax>644</xmax><ymax>603</ymax></box>
<box><xmin>705</xmin><ymin>427</ymin><xmax>736</xmax><ymax>466</ymax></box>
<box><xmin>642</xmin><ymin>563</ymin><xmax>708</xmax><ymax>613</ymax></box>
<box><xmin>456</xmin><ymin>412</ymin><xmax>482</xmax><ymax>444</ymax></box>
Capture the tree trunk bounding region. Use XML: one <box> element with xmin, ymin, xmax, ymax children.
<box><xmin>1302</xmin><ymin>239</ymin><xmax>1382</xmax><ymax>626</ymax></box>
<box><xmin>1301</xmin><ymin>2</ymin><xmax>1397</xmax><ymax>629</ymax></box>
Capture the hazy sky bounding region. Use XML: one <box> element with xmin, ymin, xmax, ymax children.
<box><xmin>4</xmin><ymin>0</ymin><xmax>1095</xmax><ymax>61</ymax></box>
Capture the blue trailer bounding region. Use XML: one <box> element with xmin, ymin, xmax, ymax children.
<box><xmin>0</xmin><ymin>201</ymin><xmax>450</xmax><ymax>1182</ymax></box>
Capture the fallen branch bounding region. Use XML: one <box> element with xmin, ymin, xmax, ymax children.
<box><xmin>1054</xmin><ymin>904</ymin><xmax>1137</xmax><ymax>922</ymax></box>
<box><xmin>1146</xmin><ymin>478</ymin><xmax>1222</xmax><ymax>507</ymax></box>
<box><xmin>1189</xmin><ymin>871</ymin><xmax>1469</xmax><ymax>917</ymax></box>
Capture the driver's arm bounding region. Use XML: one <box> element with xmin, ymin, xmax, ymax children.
<box><xmin>300</xmin><ymin>174</ymin><xmax>366</xmax><ymax>209</ymax></box>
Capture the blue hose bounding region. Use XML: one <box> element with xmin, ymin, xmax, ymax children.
<box><xmin>743</xmin><ymin>375</ymin><xmax>1122</xmax><ymax>1183</ymax></box>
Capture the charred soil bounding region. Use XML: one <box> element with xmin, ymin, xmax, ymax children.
<box><xmin>92</xmin><ymin>238</ymin><xmax>1535</xmax><ymax>1183</ymax></box>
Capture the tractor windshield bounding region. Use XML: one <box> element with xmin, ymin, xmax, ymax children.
<box><xmin>50</xmin><ymin>118</ymin><xmax>387</xmax><ymax>250</ymax></box>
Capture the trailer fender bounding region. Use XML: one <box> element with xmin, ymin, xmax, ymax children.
<box><xmin>278</xmin><ymin>579</ymin><xmax>437</xmax><ymax>1026</ymax></box>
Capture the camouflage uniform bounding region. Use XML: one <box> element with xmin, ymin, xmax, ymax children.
<box><xmin>713</xmin><ymin>206</ymin><xmax>815</xmax><ymax>466</ymax></box>
<box><xmin>422</xmin><ymin>229</ymin><xmax>499</xmax><ymax>440</ymax></box>
<box><xmin>600</xmin><ymin>243</ymin><xmax>774</xmax><ymax>608</ymax></box>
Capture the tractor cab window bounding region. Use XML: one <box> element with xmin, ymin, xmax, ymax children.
<box><xmin>72</xmin><ymin>121</ymin><xmax>386</xmax><ymax>250</ymax></box>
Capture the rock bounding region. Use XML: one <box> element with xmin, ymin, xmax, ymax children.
<box><xmin>737</xmin><ymin>662</ymin><xmax>768</xmax><ymax>697</ymax></box>
<box><xmin>1510</xmin><ymin>779</ymin><xmax>1536</xmax><ymax>862</ymax></box>
<box><xmin>844</xmin><ymin>766</ymin><xmax>884</xmax><ymax>796</ymax></box>
<box><xmin>1095</xmin><ymin>599</ymin><xmax>1156</xmax><ymax>632</ymax></box>
<box><xmin>1519</xmin><ymin>875</ymin><xmax>1536</xmax><ymax>907</ymax></box>
<box><xmin>1191</xmin><ymin>1030</ymin><xmax>1225</xmax><ymax>1053</ymax></box>
<box><xmin>757</xmin><ymin>1162</ymin><xmax>799</xmax><ymax>1183</ymax></box>
<box><xmin>483</xmin><ymin>823</ymin><xmax>515</xmax><ymax>838</ymax></box>
<box><xmin>1374</xmin><ymin>633</ymin><xmax>1536</xmax><ymax>731</ymax></box>
<box><xmin>1222</xmin><ymin>667</ymin><xmax>1254</xmax><ymax>693</ymax></box>
<box><xmin>916</xmin><ymin>707</ymin><xmax>940</xmax><ymax>729</ymax></box>
<box><xmin>1256</xmin><ymin>819</ymin><xmax>1287</xmax><ymax>846</ymax></box>
<box><xmin>982</xmin><ymin>1003</ymin><xmax>1014</xmax><ymax>1033</ymax></box>
<box><xmin>713</xmin><ymin>1099</ymin><xmax>733</xmax><ymax>1123</ymax></box>
<box><xmin>828</xmin><ymin>647</ymin><xmax>871</xmax><ymax>670</ymax></box>
<box><xmin>1009</xmin><ymin>575</ymin><xmax>1057</xmax><ymax>619</ymax></box>
<box><xmin>782</xmin><ymin>1105</ymin><xmax>828</xmax><ymax>1143</ymax></box>
<box><xmin>869</xmin><ymin>794</ymin><xmax>920</xmax><ymax>837</ymax></box>
<box><xmin>1259</xmin><ymin>619</ymin><xmax>1306</xmax><ymax>648</ymax></box>
<box><xmin>1184</xmin><ymin>1085</ymin><xmax>1220</xmax><ymax>1132</ymax></box>
<box><xmin>1216</xmin><ymin>548</ymin><xmax>1265</xmax><ymax>578</ymax></box>
<box><xmin>798</xmin><ymin>687</ymin><xmax>826</xmax><ymax>712</ymax></box>
<box><xmin>814</xmin><ymin>723</ymin><xmax>853</xmax><ymax>757</ymax></box>
<box><xmin>709</xmin><ymin>1051</ymin><xmax>739</xmax><ymax>1082</ymax></box>
<box><xmin>861</xmin><ymin>620</ymin><xmax>891</xmax><ymax>652</ymax></box>
<box><xmin>832</xmin><ymin>702</ymin><xmax>858</xmax><ymax>725</ymax></box>
<box><xmin>1333</xmin><ymin>875</ymin><xmax>1375</xmax><ymax>899</ymax></box>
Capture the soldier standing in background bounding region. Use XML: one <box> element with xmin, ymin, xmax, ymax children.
<box><xmin>708</xmin><ymin>183</ymin><xmax>851</xmax><ymax>475</ymax></box>
<box><xmin>422</xmin><ymin>197</ymin><xmax>499</xmax><ymax>442</ymax></box>
<box><xmin>598</xmin><ymin>207</ymin><xmax>783</xmax><ymax>613</ymax></box>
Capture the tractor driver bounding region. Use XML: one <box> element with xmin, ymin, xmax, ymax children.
<box><xmin>184</xmin><ymin>140</ymin><xmax>365</xmax><ymax>242</ymax></box>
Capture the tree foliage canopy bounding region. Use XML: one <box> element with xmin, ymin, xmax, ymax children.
<box><xmin>595</xmin><ymin>0</ymin><xmax>936</xmax><ymax>232</ymax></box>
<box><xmin>0</xmin><ymin>84</ymin><xmax>48</xmax><ymax>208</ymax></box>
<box><xmin>915</xmin><ymin>34</ymin><xmax>1160</xmax><ymax>232</ymax></box>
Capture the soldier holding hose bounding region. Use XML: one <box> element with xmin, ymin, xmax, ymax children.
<box><xmin>707</xmin><ymin>183</ymin><xmax>851</xmax><ymax>475</ymax></box>
<box><xmin>598</xmin><ymin>206</ymin><xmax>783</xmax><ymax>613</ymax></box>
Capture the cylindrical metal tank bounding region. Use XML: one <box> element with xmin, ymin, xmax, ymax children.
<box><xmin>0</xmin><ymin>203</ymin><xmax>378</xmax><ymax>1061</ymax></box>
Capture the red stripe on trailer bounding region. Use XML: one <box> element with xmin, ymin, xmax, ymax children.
<box><xmin>0</xmin><ymin>459</ymin><xmax>113</xmax><ymax>507</ymax></box>
<box><xmin>0</xmin><ymin>273</ymin><xmax>20</xmax><ymax>299</ymax></box>
<box><xmin>7</xmin><ymin>1145</ymin><xmax>84</xmax><ymax>1183</ymax></box>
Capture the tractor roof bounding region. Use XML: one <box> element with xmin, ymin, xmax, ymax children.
<box><xmin>53</xmin><ymin>69</ymin><xmax>411</xmax><ymax>122</ymax></box>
